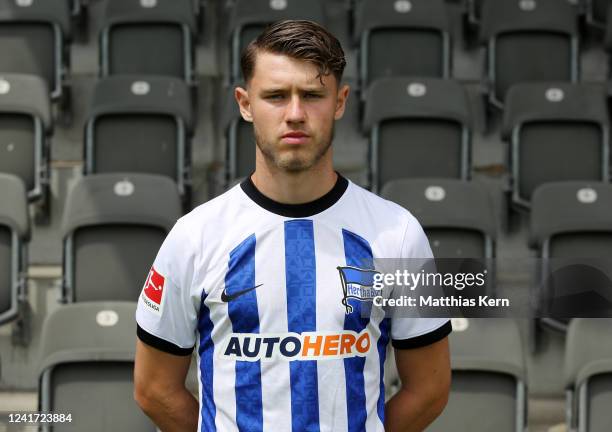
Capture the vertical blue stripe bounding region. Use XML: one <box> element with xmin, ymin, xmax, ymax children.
<box><xmin>342</xmin><ymin>229</ymin><xmax>373</xmax><ymax>432</ymax></box>
<box><xmin>226</xmin><ymin>234</ymin><xmax>263</xmax><ymax>431</ymax></box>
<box><xmin>284</xmin><ymin>220</ymin><xmax>320</xmax><ymax>432</ymax></box>
<box><xmin>376</xmin><ymin>317</ymin><xmax>391</xmax><ymax>423</ymax></box>
<box><xmin>198</xmin><ymin>296</ymin><xmax>216</xmax><ymax>432</ymax></box>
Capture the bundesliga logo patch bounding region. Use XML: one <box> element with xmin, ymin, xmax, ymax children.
<box><xmin>141</xmin><ymin>266</ymin><xmax>165</xmax><ymax>316</ymax></box>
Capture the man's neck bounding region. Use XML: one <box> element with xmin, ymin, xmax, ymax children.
<box><xmin>251</xmin><ymin>162</ymin><xmax>338</xmax><ymax>205</ymax></box>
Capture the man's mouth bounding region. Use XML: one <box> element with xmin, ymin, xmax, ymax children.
<box><xmin>281</xmin><ymin>132</ymin><xmax>310</xmax><ymax>144</ymax></box>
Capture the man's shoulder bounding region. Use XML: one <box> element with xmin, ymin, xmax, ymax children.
<box><xmin>179</xmin><ymin>184</ymin><xmax>244</xmax><ymax>228</ymax></box>
<box><xmin>347</xmin><ymin>180</ymin><xmax>420</xmax><ymax>227</ymax></box>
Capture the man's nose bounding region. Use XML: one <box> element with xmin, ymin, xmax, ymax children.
<box><xmin>285</xmin><ymin>95</ymin><xmax>306</xmax><ymax>123</ymax></box>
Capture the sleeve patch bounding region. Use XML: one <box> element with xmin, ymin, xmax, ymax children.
<box><xmin>140</xmin><ymin>266</ymin><xmax>166</xmax><ymax>316</ymax></box>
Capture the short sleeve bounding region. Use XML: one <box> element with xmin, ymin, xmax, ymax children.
<box><xmin>136</xmin><ymin>217</ymin><xmax>198</xmax><ymax>356</ymax></box>
<box><xmin>391</xmin><ymin>214</ymin><xmax>452</xmax><ymax>349</ymax></box>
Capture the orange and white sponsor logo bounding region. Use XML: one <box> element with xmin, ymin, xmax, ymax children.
<box><xmin>221</xmin><ymin>330</ymin><xmax>372</xmax><ymax>362</ymax></box>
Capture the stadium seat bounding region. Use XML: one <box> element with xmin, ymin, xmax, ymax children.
<box><xmin>530</xmin><ymin>182</ymin><xmax>612</xmax><ymax>332</ymax></box>
<box><xmin>0</xmin><ymin>74</ymin><xmax>52</xmax><ymax>204</ymax></box>
<box><xmin>385</xmin><ymin>319</ymin><xmax>527</xmax><ymax>432</ymax></box>
<box><xmin>354</xmin><ymin>0</ymin><xmax>451</xmax><ymax>90</ymax></box>
<box><xmin>363</xmin><ymin>78</ymin><xmax>472</xmax><ymax>192</ymax></box>
<box><xmin>0</xmin><ymin>0</ymin><xmax>71</xmax><ymax>103</ymax></box>
<box><xmin>502</xmin><ymin>82</ymin><xmax>609</xmax><ymax>209</ymax></box>
<box><xmin>565</xmin><ymin>318</ymin><xmax>612</xmax><ymax>432</ymax></box>
<box><xmin>61</xmin><ymin>174</ymin><xmax>182</xmax><ymax>303</ymax></box>
<box><xmin>84</xmin><ymin>76</ymin><xmax>194</xmax><ymax>198</ymax></box>
<box><xmin>480</xmin><ymin>0</ymin><xmax>579</xmax><ymax>107</ymax></box>
<box><xmin>38</xmin><ymin>302</ymin><xmax>156</xmax><ymax>431</ymax></box>
<box><xmin>0</xmin><ymin>174</ymin><xmax>28</xmax><ymax>326</ymax></box>
<box><xmin>228</xmin><ymin>0</ymin><xmax>325</xmax><ymax>84</ymax></box>
<box><xmin>99</xmin><ymin>0</ymin><xmax>197</xmax><ymax>83</ymax></box>
<box><xmin>223</xmin><ymin>86</ymin><xmax>255</xmax><ymax>186</ymax></box>
<box><xmin>380</xmin><ymin>178</ymin><xmax>496</xmax><ymax>259</ymax></box>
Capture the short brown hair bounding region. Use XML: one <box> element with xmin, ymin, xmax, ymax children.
<box><xmin>240</xmin><ymin>20</ymin><xmax>346</xmax><ymax>85</ymax></box>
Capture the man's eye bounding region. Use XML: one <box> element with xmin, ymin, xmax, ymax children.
<box><xmin>305</xmin><ymin>93</ymin><xmax>322</xmax><ymax>98</ymax></box>
<box><xmin>265</xmin><ymin>94</ymin><xmax>284</xmax><ymax>100</ymax></box>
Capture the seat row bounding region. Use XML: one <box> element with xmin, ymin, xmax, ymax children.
<box><xmin>4</xmin><ymin>0</ymin><xmax>612</xmax><ymax>113</ymax></box>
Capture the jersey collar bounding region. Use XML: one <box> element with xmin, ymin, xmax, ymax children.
<box><xmin>240</xmin><ymin>173</ymin><xmax>349</xmax><ymax>218</ymax></box>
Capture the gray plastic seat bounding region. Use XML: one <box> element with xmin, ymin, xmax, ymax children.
<box><xmin>0</xmin><ymin>174</ymin><xmax>28</xmax><ymax>325</ymax></box>
<box><xmin>0</xmin><ymin>0</ymin><xmax>71</xmax><ymax>102</ymax></box>
<box><xmin>223</xmin><ymin>86</ymin><xmax>255</xmax><ymax>186</ymax></box>
<box><xmin>228</xmin><ymin>0</ymin><xmax>325</xmax><ymax>84</ymax></box>
<box><xmin>565</xmin><ymin>318</ymin><xmax>612</xmax><ymax>432</ymax></box>
<box><xmin>502</xmin><ymin>83</ymin><xmax>609</xmax><ymax>209</ymax></box>
<box><xmin>381</xmin><ymin>178</ymin><xmax>497</xmax><ymax>303</ymax></box>
<box><xmin>385</xmin><ymin>319</ymin><xmax>526</xmax><ymax>432</ymax></box>
<box><xmin>481</xmin><ymin>0</ymin><xmax>578</xmax><ymax>107</ymax></box>
<box><xmin>530</xmin><ymin>182</ymin><xmax>612</xmax><ymax>331</ymax></box>
<box><xmin>0</xmin><ymin>74</ymin><xmax>52</xmax><ymax>203</ymax></box>
<box><xmin>38</xmin><ymin>302</ymin><xmax>156</xmax><ymax>432</ymax></box>
<box><xmin>381</xmin><ymin>179</ymin><xmax>496</xmax><ymax>259</ymax></box>
<box><xmin>100</xmin><ymin>0</ymin><xmax>197</xmax><ymax>83</ymax></box>
<box><xmin>363</xmin><ymin>78</ymin><xmax>472</xmax><ymax>192</ymax></box>
<box><xmin>61</xmin><ymin>174</ymin><xmax>182</xmax><ymax>303</ymax></box>
<box><xmin>354</xmin><ymin>0</ymin><xmax>451</xmax><ymax>90</ymax></box>
<box><xmin>84</xmin><ymin>76</ymin><xmax>193</xmax><ymax>197</ymax></box>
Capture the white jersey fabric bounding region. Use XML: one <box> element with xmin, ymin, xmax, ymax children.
<box><xmin>136</xmin><ymin>174</ymin><xmax>451</xmax><ymax>432</ymax></box>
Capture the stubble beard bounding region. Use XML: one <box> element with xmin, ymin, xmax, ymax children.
<box><xmin>254</xmin><ymin>126</ymin><xmax>334</xmax><ymax>173</ymax></box>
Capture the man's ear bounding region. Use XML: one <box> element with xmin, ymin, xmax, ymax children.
<box><xmin>334</xmin><ymin>84</ymin><xmax>350</xmax><ymax>120</ymax></box>
<box><xmin>234</xmin><ymin>86</ymin><xmax>253</xmax><ymax>123</ymax></box>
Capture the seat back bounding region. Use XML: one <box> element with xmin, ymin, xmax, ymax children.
<box><xmin>481</xmin><ymin>0</ymin><xmax>578</xmax><ymax>106</ymax></box>
<box><xmin>38</xmin><ymin>302</ymin><xmax>156</xmax><ymax>431</ymax></box>
<box><xmin>62</xmin><ymin>174</ymin><xmax>182</xmax><ymax>303</ymax></box>
<box><xmin>0</xmin><ymin>74</ymin><xmax>51</xmax><ymax>200</ymax></box>
<box><xmin>355</xmin><ymin>0</ymin><xmax>450</xmax><ymax>87</ymax></box>
<box><xmin>503</xmin><ymin>83</ymin><xmax>609</xmax><ymax>208</ymax></box>
<box><xmin>0</xmin><ymin>174</ymin><xmax>28</xmax><ymax>324</ymax></box>
<box><xmin>565</xmin><ymin>318</ymin><xmax>612</xmax><ymax>431</ymax></box>
<box><xmin>223</xmin><ymin>87</ymin><xmax>256</xmax><ymax>184</ymax></box>
<box><xmin>0</xmin><ymin>0</ymin><xmax>71</xmax><ymax>96</ymax></box>
<box><xmin>85</xmin><ymin>76</ymin><xmax>193</xmax><ymax>195</ymax></box>
<box><xmin>101</xmin><ymin>0</ymin><xmax>196</xmax><ymax>80</ymax></box>
<box><xmin>531</xmin><ymin>183</ymin><xmax>612</xmax><ymax>325</ymax></box>
<box><xmin>363</xmin><ymin>78</ymin><xmax>472</xmax><ymax>191</ymax></box>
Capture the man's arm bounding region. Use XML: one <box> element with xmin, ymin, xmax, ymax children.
<box><xmin>385</xmin><ymin>337</ymin><xmax>451</xmax><ymax>432</ymax></box>
<box><xmin>134</xmin><ymin>339</ymin><xmax>199</xmax><ymax>432</ymax></box>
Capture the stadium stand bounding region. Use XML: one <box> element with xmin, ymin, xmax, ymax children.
<box><xmin>0</xmin><ymin>174</ymin><xmax>28</xmax><ymax>326</ymax></box>
<box><xmin>363</xmin><ymin>77</ymin><xmax>472</xmax><ymax>192</ymax></box>
<box><xmin>530</xmin><ymin>182</ymin><xmax>612</xmax><ymax>333</ymax></box>
<box><xmin>61</xmin><ymin>174</ymin><xmax>182</xmax><ymax>303</ymax></box>
<box><xmin>0</xmin><ymin>74</ymin><xmax>51</xmax><ymax>206</ymax></box>
<box><xmin>227</xmin><ymin>0</ymin><xmax>326</xmax><ymax>84</ymax></box>
<box><xmin>0</xmin><ymin>0</ymin><xmax>72</xmax><ymax>105</ymax></box>
<box><xmin>222</xmin><ymin>85</ymin><xmax>255</xmax><ymax>186</ymax></box>
<box><xmin>386</xmin><ymin>318</ymin><xmax>527</xmax><ymax>432</ymax></box>
<box><xmin>38</xmin><ymin>301</ymin><xmax>156</xmax><ymax>431</ymax></box>
<box><xmin>565</xmin><ymin>318</ymin><xmax>612</xmax><ymax>432</ymax></box>
<box><xmin>480</xmin><ymin>0</ymin><xmax>579</xmax><ymax>108</ymax></box>
<box><xmin>84</xmin><ymin>75</ymin><xmax>194</xmax><ymax>198</ymax></box>
<box><xmin>99</xmin><ymin>0</ymin><xmax>197</xmax><ymax>84</ymax></box>
<box><xmin>502</xmin><ymin>82</ymin><xmax>609</xmax><ymax>209</ymax></box>
<box><xmin>354</xmin><ymin>0</ymin><xmax>451</xmax><ymax>90</ymax></box>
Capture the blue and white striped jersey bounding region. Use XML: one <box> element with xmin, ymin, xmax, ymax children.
<box><xmin>136</xmin><ymin>175</ymin><xmax>451</xmax><ymax>432</ymax></box>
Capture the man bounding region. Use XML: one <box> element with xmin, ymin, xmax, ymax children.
<box><xmin>134</xmin><ymin>20</ymin><xmax>451</xmax><ymax>432</ymax></box>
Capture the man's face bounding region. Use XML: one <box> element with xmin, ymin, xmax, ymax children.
<box><xmin>235</xmin><ymin>51</ymin><xmax>349</xmax><ymax>173</ymax></box>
